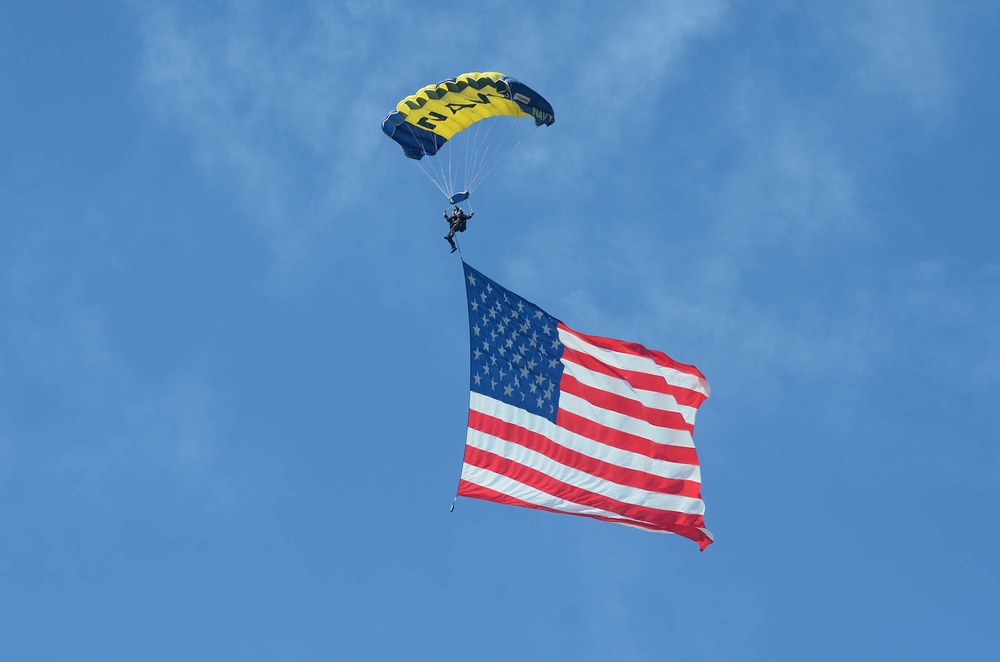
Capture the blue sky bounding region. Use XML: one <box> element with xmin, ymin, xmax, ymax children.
<box><xmin>2</xmin><ymin>1</ymin><xmax>999</xmax><ymax>660</ymax></box>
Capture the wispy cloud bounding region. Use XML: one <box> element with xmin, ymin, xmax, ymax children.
<box><xmin>839</xmin><ymin>0</ymin><xmax>954</xmax><ymax>121</ymax></box>
<box><xmin>1</xmin><ymin>213</ymin><xmax>230</xmax><ymax>507</ymax></box>
<box><xmin>134</xmin><ymin>2</ymin><xmax>426</xmax><ymax>262</ymax></box>
<box><xmin>711</xmin><ymin>82</ymin><xmax>862</xmax><ymax>255</ymax></box>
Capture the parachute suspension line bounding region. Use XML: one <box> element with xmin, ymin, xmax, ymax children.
<box><xmin>467</xmin><ymin>121</ymin><xmax>538</xmax><ymax>196</ymax></box>
<box><xmin>467</xmin><ymin>116</ymin><xmax>507</xmax><ymax>191</ymax></box>
<box><xmin>399</xmin><ymin>121</ymin><xmax>453</xmax><ymax>202</ymax></box>
<box><xmin>415</xmin><ymin>159</ymin><xmax>452</xmax><ymax>201</ymax></box>
<box><xmin>460</xmin><ymin>117</ymin><xmax>484</xmax><ymax>197</ymax></box>
<box><xmin>445</xmin><ymin>127</ymin><xmax>457</xmax><ymax>201</ymax></box>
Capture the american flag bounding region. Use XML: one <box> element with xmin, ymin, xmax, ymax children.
<box><xmin>457</xmin><ymin>261</ymin><xmax>713</xmax><ymax>550</ymax></box>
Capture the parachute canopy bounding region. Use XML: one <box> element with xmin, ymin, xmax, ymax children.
<box><xmin>382</xmin><ymin>72</ymin><xmax>554</xmax><ymax>205</ymax></box>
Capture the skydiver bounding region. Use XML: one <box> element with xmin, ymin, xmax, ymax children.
<box><xmin>444</xmin><ymin>206</ymin><xmax>474</xmax><ymax>253</ymax></box>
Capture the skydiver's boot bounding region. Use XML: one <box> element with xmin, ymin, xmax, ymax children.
<box><xmin>445</xmin><ymin>235</ymin><xmax>457</xmax><ymax>252</ymax></box>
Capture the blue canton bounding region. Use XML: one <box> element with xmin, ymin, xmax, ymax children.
<box><xmin>464</xmin><ymin>262</ymin><xmax>566</xmax><ymax>424</ymax></box>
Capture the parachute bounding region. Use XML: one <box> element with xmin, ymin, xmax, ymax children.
<box><xmin>382</xmin><ymin>72</ymin><xmax>555</xmax><ymax>206</ymax></box>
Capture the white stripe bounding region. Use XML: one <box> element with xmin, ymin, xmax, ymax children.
<box><xmin>470</xmin><ymin>393</ymin><xmax>701</xmax><ymax>481</ymax></box>
<box><xmin>558</xmin><ymin>390</ymin><xmax>696</xmax><ymax>449</ymax></box>
<box><xmin>462</xmin><ymin>463</ymin><xmax>678</xmax><ymax>530</ymax></box>
<box><xmin>559</xmin><ymin>327</ymin><xmax>711</xmax><ymax>397</ymax></box>
<box><xmin>561</xmin><ymin>358</ymin><xmax>701</xmax><ymax>425</ymax></box>
<box><xmin>464</xmin><ymin>424</ymin><xmax>706</xmax><ymax>516</ymax></box>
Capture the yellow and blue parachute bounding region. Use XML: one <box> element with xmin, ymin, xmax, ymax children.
<box><xmin>382</xmin><ymin>72</ymin><xmax>555</xmax><ymax>205</ymax></box>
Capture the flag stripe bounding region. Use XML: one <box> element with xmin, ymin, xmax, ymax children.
<box><xmin>559</xmin><ymin>326</ymin><xmax>710</xmax><ymax>395</ymax></box>
<box><xmin>472</xmin><ymin>393</ymin><xmax>701</xmax><ymax>473</ymax></box>
<box><xmin>468</xmin><ymin>410</ymin><xmax>703</xmax><ymax>497</ymax></box>
<box><xmin>457</xmin><ymin>477</ymin><xmax>714</xmax><ymax>549</ymax></box>
<box><xmin>560</xmin><ymin>373</ymin><xmax>694</xmax><ymax>434</ymax></box>
<box><xmin>460</xmin><ymin>448</ymin><xmax>707</xmax><ymax>528</ymax></box>
<box><xmin>561</xmin><ymin>345</ymin><xmax>707</xmax><ymax>409</ymax></box>
<box><xmin>556</xmin><ymin>408</ymin><xmax>701</xmax><ymax>465</ymax></box>
<box><xmin>557</xmin><ymin>390</ymin><xmax>697</xmax><ymax>451</ymax></box>
<box><xmin>561</xmin><ymin>356</ymin><xmax>700</xmax><ymax>425</ymax></box>
<box><xmin>463</xmin><ymin>430</ymin><xmax>705</xmax><ymax>518</ymax></box>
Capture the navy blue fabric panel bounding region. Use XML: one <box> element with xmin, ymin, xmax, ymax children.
<box><xmin>381</xmin><ymin>114</ymin><xmax>447</xmax><ymax>159</ymax></box>
<box><xmin>500</xmin><ymin>77</ymin><xmax>555</xmax><ymax>126</ymax></box>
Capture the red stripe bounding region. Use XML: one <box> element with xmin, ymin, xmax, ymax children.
<box><xmin>560</xmin><ymin>373</ymin><xmax>694</xmax><ymax>434</ymax></box>
<box><xmin>561</xmin><ymin>345</ymin><xmax>707</xmax><ymax>408</ymax></box>
<box><xmin>559</xmin><ymin>324</ymin><xmax>707</xmax><ymax>382</ymax></box>
<box><xmin>461</xmin><ymin>445</ymin><xmax>706</xmax><ymax>531</ymax></box>
<box><xmin>469</xmin><ymin>410</ymin><xmax>703</xmax><ymax>498</ymax></box>
<box><xmin>457</xmin><ymin>479</ymin><xmax>713</xmax><ymax>551</ymax></box>
<box><xmin>555</xmin><ymin>409</ymin><xmax>701</xmax><ymax>466</ymax></box>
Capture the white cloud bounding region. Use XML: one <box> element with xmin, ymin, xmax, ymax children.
<box><xmin>711</xmin><ymin>101</ymin><xmax>861</xmax><ymax>254</ymax></box>
<box><xmin>840</xmin><ymin>0</ymin><xmax>953</xmax><ymax>120</ymax></box>
<box><xmin>134</xmin><ymin>2</ymin><xmax>427</xmax><ymax>261</ymax></box>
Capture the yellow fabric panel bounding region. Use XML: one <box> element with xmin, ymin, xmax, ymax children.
<box><xmin>394</xmin><ymin>72</ymin><xmax>531</xmax><ymax>141</ymax></box>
